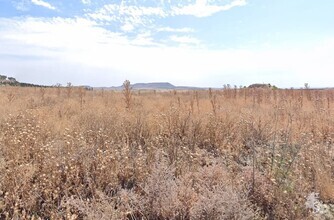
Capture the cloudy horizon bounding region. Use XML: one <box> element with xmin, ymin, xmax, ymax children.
<box><xmin>1</xmin><ymin>0</ymin><xmax>334</xmax><ymax>88</ymax></box>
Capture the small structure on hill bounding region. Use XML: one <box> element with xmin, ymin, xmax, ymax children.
<box><xmin>0</xmin><ymin>75</ymin><xmax>17</xmax><ymax>84</ymax></box>
<box><xmin>7</xmin><ymin>77</ymin><xmax>17</xmax><ymax>83</ymax></box>
<box><xmin>0</xmin><ymin>75</ymin><xmax>8</xmax><ymax>83</ymax></box>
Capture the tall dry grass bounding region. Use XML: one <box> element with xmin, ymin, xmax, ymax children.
<box><xmin>0</xmin><ymin>86</ymin><xmax>333</xmax><ymax>219</ymax></box>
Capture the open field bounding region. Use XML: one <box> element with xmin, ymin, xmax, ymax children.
<box><xmin>0</xmin><ymin>86</ymin><xmax>333</xmax><ymax>219</ymax></box>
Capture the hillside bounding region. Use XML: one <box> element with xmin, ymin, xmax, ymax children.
<box><xmin>0</xmin><ymin>74</ymin><xmax>45</xmax><ymax>87</ymax></box>
<box><xmin>132</xmin><ymin>82</ymin><xmax>175</xmax><ymax>90</ymax></box>
<box><xmin>100</xmin><ymin>82</ymin><xmax>205</xmax><ymax>90</ymax></box>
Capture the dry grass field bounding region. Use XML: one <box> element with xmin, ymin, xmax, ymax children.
<box><xmin>0</xmin><ymin>85</ymin><xmax>333</xmax><ymax>219</ymax></box>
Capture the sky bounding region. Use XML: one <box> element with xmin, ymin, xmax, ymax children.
<box><xmin>0</xmin><ymin>0</ymin><xmax>334</xmax><ymax>88</ymax></box>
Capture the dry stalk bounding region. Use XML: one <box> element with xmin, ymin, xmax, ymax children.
<box><xmin>195</xmin><ymin>91</ymin><xmax>200</xmax><ymax>113</ymax></box>
<box><xmin>208</xmin><ymin>88</ymin><xmax>217</xmax><ymax>115</ymax></box>
<box><xmin>123</xmin><ymin>80</ymin><xmax>132</xmax><ymax>109</ymax></box>
<box><xmin>40</xmin><ymin>87</ymin><xmax>46</xmax><ymax>101</ymax></box>
<box><xmin>66</xmin><ymin>82</ymin><xmax>72</xmax><ymax>98</ymax></box>
<box><xmin>78</xmin><ymin>87</ymin><xmax>86</xmax><ymax>110</ymax></box>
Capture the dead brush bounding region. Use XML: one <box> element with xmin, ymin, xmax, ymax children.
<box><xmin>0</xmin><ymin>86</ymin><xmax>334</xmax><ymax>219</ymax></box>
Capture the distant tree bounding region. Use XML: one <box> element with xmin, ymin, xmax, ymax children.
<box><xmin>304</xmin><ymin>83</ymin><xmax>310</xmax><ymax>89</ymax></box>
<box><xmin>8</xmin><ymin>77</ymin><xmax>16</xmax><ymax>82</ymax></box>
<box><xmin>55</xmin><ymin>83</ymin><xmax>62</xmax><ymax>97</ymax></box>
<box><xmin>304</xmin><ymin>83</ymin><xmax>311</xmax><ymax>101</ymax></box>
<box><xmin>249</xmin><ymin>83</ymin><xmax>272</xmax><ymax>89</ymax></box>
<box><xmin>0</xmin><ymin>75</ymin><xmax>7</xmax><ymax>80</ymax></box>
<box><xmin>222</xmin><ymin>84</ymin><xmax>231</xmax><ymax>90</ymax></box>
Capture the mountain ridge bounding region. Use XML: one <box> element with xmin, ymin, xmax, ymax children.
<box><xmin>97</xmin><ymin>82</ymin><xmax>206</xmax><ymax>90</ymax></box>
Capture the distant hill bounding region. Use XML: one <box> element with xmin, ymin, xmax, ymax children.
<box><xmin>132</xmin><ymin>82</ymin><xmax>175</xmax><ymax>90</ymax></box>
<box><xmin>99</xmin><ymin>82</ymin><xmax>205</xmax><ymax>90</ymax></box>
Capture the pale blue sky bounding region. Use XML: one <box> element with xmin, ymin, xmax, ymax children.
<box><xmin>0</xmin><ymin>0</ymin><xmax>334</xmax><ymax>87</ymax></box>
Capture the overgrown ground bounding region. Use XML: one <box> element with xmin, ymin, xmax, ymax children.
<box><xmin>0</xmin><ymin>86</ymin><xmax>333</xmax><ymax>219</ymax></box>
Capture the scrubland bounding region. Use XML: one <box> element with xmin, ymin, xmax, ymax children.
<box><xmin>0</xmin><ymin>86</ymin><xmax>333</xmax><ymax>219</ymax></box>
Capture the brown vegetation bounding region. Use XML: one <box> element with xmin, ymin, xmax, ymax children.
<box><xmin>0</xmin><ymin>86</ymin><xmax>333</xmax><ymax>219</ymax></box>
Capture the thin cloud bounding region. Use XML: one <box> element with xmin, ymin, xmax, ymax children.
<box><xmin>31</xmin><ymin>0</ymin><xmax>56</xmax><ymax>10</ymax></box>
<box><xmin>13</xmin><ymin>0</ymin><xmax>31</xmax><ymax>11</ymax></box>
<box><xmin>121</xmin><ymin>23</ymin><xmax>135</xmax><ymax>32</ymax></box>
<box><xmin>157</xmin><ymin>27</ymin><xmax>194</xmax><ymax>33</ymax></box>
<box><xmin>86</xmin><ymin>0</ymin><xmax>246</xmax><ymax>34</ymax></box>
<box><xmin>88</xmin><ymin>4</ymin><xmax>166</xmax><ymax>25</ymax></box>
<box><xmin>87</xmin><ymin>4</ymin><xmax>166</xmax><ymax>36</ymax></box>
<box><xmin>170</xmin><ymin>35</ymin><xmax>201</xmax><ymax>44</ymax></box>
<box><xmin>131</xmin><ymin>32</ymin><xmax>161</xmax><ymax>46</ymax></box>
<box><xmin>171</xmin><ymin>0</ymin><xmax>247</xmax><ymax>17</ymax></box>
<box><xmin>81</xmin><ymin>0</ymin><xmax>91</xmax><ymax>5</ymax></box>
